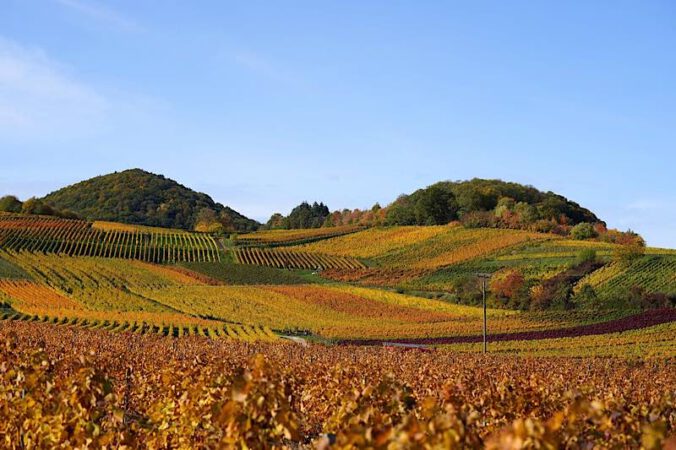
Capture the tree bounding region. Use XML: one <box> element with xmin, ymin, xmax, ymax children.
<box><xmin>272</xmin><ymin>201</ymin><xmax>330</xmax><ymax>229</ymax></box>
<box><xmin>266</xmin><ymin>213</ymin><xmax>286</xmax><ymax>229</ymax></box>
<box><xmin>573</xmin><ymin>284</ymin><xmax>598</xmax><ymax>305</ymax></box>
<box><xmin>570</xmin><ymin>222</ymin><xmax>598</xmax><ymax>240</ymax></box>
<box><xmin>493</xmin><ymin>197</ymin><xmax>516</xmax><ymax>219</ymax></box>
<box><xmin>385</xmin><ymin>196</ymin><xmax>416</xmax><ymax>226</ymax></box>
<box><xmin>194</xmin><ymin>208</ymin><xmax>224</xmax><ymax>233</ymax></box>
<box><xmin>513</xmin><ymin>202</ymin><xmax>538</xmax><ymax>224</ymax></box>
<box><xmin>575</xmin><ymin>249</ymin><xmax>597</xmax><ymax>265</ymax></box>
<box><xmin>219</xmin><ymin>211</ymin><xmax>236</xmax><ymax>232</ymax></box>
<box><xmin>0</xmin><ymin>195</ymin><xmax>22</xmax><ymax>213</ymax></box>
<box><xmin>490</xmin><ymin>269</ymin><xmax>525</xmax><ymax>301</ymax></box>
<box><xmin>413</xmin><ymin>185</ymin><xmax>458</xmax><ymax>225</ymax></box>
<box><xmin>21</xmin><ymin>198</ymin><xmax>54</xmax><ymax>216</ymax></box>
<box><xmin>613</xmin><ymin>240</ymin><xmax>645</xmax><ymax>264</ymax></box>
<box><xmin>460</xmin><ymin>211</ymin><xmax>496</xmax><ymax>228</ymax></box>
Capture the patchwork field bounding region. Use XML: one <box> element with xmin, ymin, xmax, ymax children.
<box><xmin>0</xmin><ymin>251</ymin><xmax>562</xmax><ymax>339</ymax></box>
<box><xmin>0</xmin><ymin>215</ymin><xmax>673</xmax><ymax>346</ymax></box>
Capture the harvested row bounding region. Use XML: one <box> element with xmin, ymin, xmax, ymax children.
<box><xmin>0</xmin><ymin>213</ymin><xmax>220</xmax><ymax>263</ymax></box>
<box><xmin>0</xmin><ymin>312</ymin><xmax>277</xmax><ymax>341</ymax></box>
<box><xmin>234</xmin><ymin>247</ymin><xmax>365</xmax><ymax>270</ymax></box>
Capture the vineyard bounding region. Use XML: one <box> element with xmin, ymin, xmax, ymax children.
<box><xmin>236</xmin><ymin>225</ymin><xmax>363</xmax><ymax>246</ymax></box>
<box><xmin>0</xmin><ymin>321</ymin><xmax>673</xmax><ymax>448</ymax></box>
<box><xmin>297</xmin><ymin>224</ymin><xmax>456</xmax><ymax>258</ymax></box>
<box><xmin>92</xmin><ymin>220</ymin><xmax>190</xmax><ymax>234</ymax></box>
<box><xmin>0</xmin><ymin>251</ymin><xmax>630</xmax><ymax>340</ymax></box>
<box><xmin>399</xmin><ymin>238</ymin><xmax>623</xmax><ymax>292</ymax></box>
<box><xmin>234</xmin><ymin>247</ymin><xmax>365</xmax><ymax>270</ymax></box>
<box><xmin>0</xmin><ymin>311</ymin><xmax>276</xmax><ymax>340</ymax></box>
<box><xmin>440</xmin><ymin>321</ymin><xmax>676</xmax><ymax>358</ymax></box>
<box><xmin>576</xmin><ymin>254</ymin><xmax>676</xmax><ymax>301</ymax></box>
<box><xmin>0</xmin><ymin>213</ymin><xmax>220</xmax><ymax>263</ymax></box>
<box><xmin>296</xmin><ymin>225</ymin><xmax>554</xmax><ymax>269</ymax></box>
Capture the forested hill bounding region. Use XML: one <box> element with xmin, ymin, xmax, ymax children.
<box><xmin>41</xmin><ymin>169</ymin><xmax>259</xmax><ymax>231</ymax></box>
<box><xmin>387</xmin><ymin>179</ymin><xmax>601</xmax><ymax>226</ymax></box>
<box><xmin>266</xmin><ymin>178</ymin><xmax>602</xmax><ymax>233</ymax></box>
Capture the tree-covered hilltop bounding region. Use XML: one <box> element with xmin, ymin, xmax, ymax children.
<box><xmin>41</xmin><ymin>169</ymin><xmax>259</xmax><ymax>232</ymax></box>
<box><xmin>385</xmin><ymin>179</ymin><xmax>601</xmax><ymax>229</ymax></box>
<box><xmin>311</xmin><ymin>179</ymin><xmax>604</xmax><ymax>236</ymax></box>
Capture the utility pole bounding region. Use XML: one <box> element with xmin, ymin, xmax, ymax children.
<box><xmin>476</xmin><ymin>273</ymin><xmax>491</xmax><ymax>354</ymax></box>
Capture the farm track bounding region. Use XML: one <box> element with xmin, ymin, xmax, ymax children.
<box><xmin>340</xmin><ymin>308</ymin><xmax>676</xmax><ymax>346</ymax></box>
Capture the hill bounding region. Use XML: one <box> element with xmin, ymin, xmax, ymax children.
<box><xmin>388</xmin><ymin>178</ymin><xmax>601</xmax><ymax>226</ymax></box>
<box><xmin>266</xmin><ymin>179</ymin><xmax>602</xmax><ymax>234</ymax></box>
<box><xmin>41</xmin><ymin>169</ymin><xmax>259</xmax><ymax>231</ymax></box>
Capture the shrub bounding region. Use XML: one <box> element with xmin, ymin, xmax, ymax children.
<box><xmin>570</xmin><ymin>222</ymin><xmax>598</xmax><ymax>240</ymax></box>
<box><xmin>0</xmin><ymin>195</ymin><xmax>22</xmax><ymax>213</ymax></box>
<box><xmin>614</xmin><ymin>242</ymin><xmax>646</xmax><ymax>264</ymax></box>
<box><xmin>575</xmin><ymin>249</ymin><xmax>597</xmax><ymax>265</ymax></box>
<box><xmin>490</xmin><ymin>269</ymin><xmax>525</xmax><ymax>301</ymax></box>
<box><xmin>460</xmin><ymin>211</ymin><xmax>496</xmax><ymax>228</ymax></box>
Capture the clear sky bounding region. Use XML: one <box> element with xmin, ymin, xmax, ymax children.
<box><xmin>1</xmin><ymin>1</ymin><xmax>675</xmax><ymax>247</ymax></box>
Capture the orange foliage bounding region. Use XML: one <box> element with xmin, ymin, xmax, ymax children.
<box><xmin>265</xmin><ymin>285</ymin><xmax>452</xmax><ymax>323</ymax></box>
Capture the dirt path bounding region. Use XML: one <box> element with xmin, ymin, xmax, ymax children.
<box><xmin>339</xmin><ymin>308</ymin><xmax>676</xmax><ymax>346</ymax></box>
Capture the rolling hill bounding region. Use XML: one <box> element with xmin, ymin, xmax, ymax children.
<box><xmin>41</xmin><ymin>169</ymin><xmax>259</xmax><ymax>231</ymax></box>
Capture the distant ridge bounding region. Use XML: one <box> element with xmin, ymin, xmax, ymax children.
<box><xmin>41</xmin><ymin>169</ymin><xmax>259</xmax><ymax>231</ymax></box>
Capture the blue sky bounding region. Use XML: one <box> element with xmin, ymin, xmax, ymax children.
<box><xmin>1</xmin><ymin>1</ymin><xmax>675</xmax><ymax>247</ymax></box>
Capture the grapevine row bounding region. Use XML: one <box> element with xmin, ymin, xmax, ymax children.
<box><xmin>0</xmin><ymin>214</ymin><xmax>220</xmax><ymax>263</ymax></box>
<box><xmin>237</xmin><ymin>225</ymin><xmax>363</xmax><ymax>247</ymax></box>
<box><xmin>0</xmin><ymin>321</ymin><xmax>673</xmax><ymax>447</ymax></box>
<box><xmin>0</xmin><ymin>311</ymin><xmax>277</xmax><ymax>341</ymax></box>
<box><xmin>234</xmin><ymin>247</ymin><xmax>365</xmax><ymax>270</ymax></box>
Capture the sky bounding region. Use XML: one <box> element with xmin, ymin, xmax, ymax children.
<box><xmin>1</xmin><ymin>1</ymin><xmax>675</xmax><ymax>247</ymax></box>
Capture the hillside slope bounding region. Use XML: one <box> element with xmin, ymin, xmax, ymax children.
<box><xmin>42</xmin><ymin>169</ymin><xmax>258</xmax><ymax>231</ymax></box>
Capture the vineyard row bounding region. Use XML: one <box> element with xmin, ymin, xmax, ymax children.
<box><xmin>0</xmin><ymin>214</ymin><xmax>220</xmax><ymax>263</ymax></box>
<box><xmin>0</xmin><ymin>311</ymin><xmax>276</xmax><ymax>341</ymax></box>
<box><xmin>234</xmin><ymin>247</ymin><xmax>366</xmax><ymax>270</ymax></box>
